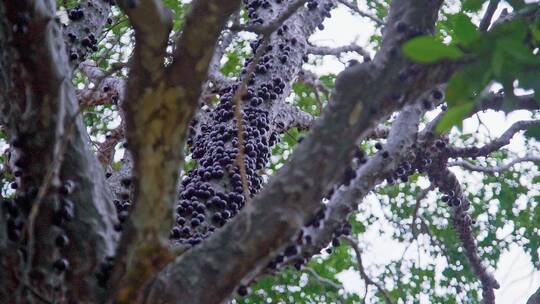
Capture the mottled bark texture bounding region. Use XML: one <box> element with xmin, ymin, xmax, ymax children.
<box><xmin>107</xmin><ymin>0</ymin><xmax>242</xmax><ymax>302</ymax></box>
<box><xmin>0</xmin><ymin>0</ymin><xmax>117</xmax><ymax>302</ymax></box>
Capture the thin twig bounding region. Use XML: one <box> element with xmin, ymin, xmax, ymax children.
<box><xmin>336</xmin><ymin>0</ymin><xmax>384</xmax><ymax>26</ymax></box>
<box><xmin>410</xmin><ymin>185</ymin><xmax>434</xmax><ymax>237</ymax></box>
<box><xmin>304</xmin><ymin>267</ymin><xmax>342</xmax><ymax>290</ymax></box>
<box><xmin>448</xmin><ymin>156</ymin><xmax>540</xmax><ymax>174</ymax></box>
<box><xmin>341</xmin><ymin>236</ymin><xmax>394</xmax><ymax>304</ymax></box>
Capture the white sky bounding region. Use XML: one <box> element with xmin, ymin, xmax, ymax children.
<box><xmin>309</xmin><ymin>2</ymin><xmax>540</xmax><ymax>303</ymax></box>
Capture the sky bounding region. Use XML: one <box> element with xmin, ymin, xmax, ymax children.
<box><xmin>307</xmin><ymin>1</ymin><xmax>540</xmax><ymax>303</ymax></box>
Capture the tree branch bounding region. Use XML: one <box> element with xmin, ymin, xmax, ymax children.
<box><xmin>294</xmin><ymin>97</ymin><xmax>429</xmax><ymax>269</ymax></box>
<box><xmin>337</xmin><ymin>0</ymin><xmax>384</xmax><ymax>26</ymax></box>
<box><xmin>1</xmin><ymin>1</ymin><xmax>117</xmax><ymax>301</ymax></box>
<box><xmin>63</xmin><ymin>0</ymin><xmax>113</xmax><ymax>66</ymax></box>
<box><xmin>342</xmin><ymin>236</ymin><xmax>394</xmax><ymax>304</ymax></box>
<box><xmin>307</xmin><ymin>43</ymin><xmax>370</xmax><ymax>58</ymax></box>
<box><xmin>304</xmin><ymin>267</ymin><xmax>342</xmax><ymax>290</ymax></box>
<box><xmin>427</xmin><ymin>167</ymin><xmax>500</xmax><ymax>304</ymax></box>
<box><xmin>446</xmin><ymin>120</ymin><xmax>540</xmax><ymax>158</ymax></box>
<box><xmin>474</xmin><ymin>92</ymin><xmax>538</xmax><ymax>113</ymax></box>
<box><xmin>230</xmin><ymin>0</ymin><xmax>307</xmax><ymax>34</ymax></box>
<box><xmin>109</xmin><ymin>0</ymin><xmax>242</xmax><ymax>302</ymax></box>
<box><xmin>448</xmin><ymin>156</ymin><xmax>540</xmax><ymax>174</ymax></box>
<box><xmin>528</xmin><ymin>286</ymin><xmax>540</xmax><ymax>304</ymax></box>
<box><xmin>274</xmin><ymin>103</ymin><xmax>315</xmax><ymax>132</ymax></box>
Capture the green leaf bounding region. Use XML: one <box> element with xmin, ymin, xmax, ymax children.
<box><xmin>506</xmin><ymin>0</ymin><xmax>525</xmax><ymax>9</ymax></box>
<box><xmin>436</xmin><ymin>102</ymin><xmax>475</xmax><ymax>134</ymax></box>
<box><xmin>497</xmin><ymin>38</ymin><xmax>540</xmax><ymax>64</ymax></box>
<box><xmin>525</xmin><ymin>124</ymin><xmax>540</xmax><ymax>141</ymax></box>
<box><xmin>462</xmin><ymin>0</ymin><xmax>484</xmax><ymax>11</ymax></box>
<box><xmin>402</xmin><ymin>36</ymin><xmax>464</xmax><ymax>63</ymax></box>
<box><xmin>452</xmin><ymin>13</ymin><xmax>479</xmax><ymax>47</ymax></box>
<box><xmin>445</xmin><ymin>72</ymin><xmax>471</xmax><ymax>106</ymax></box>
<box><xmin>491</xmin><ymin>49</ymin><xmax>504</xmax><ymax>77</ymax></box>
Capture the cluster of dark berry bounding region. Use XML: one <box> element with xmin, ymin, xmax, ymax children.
<box><xmin>173</xmin><ymin>39</ymin><xmax>287</xmax><ymax>246</ymax></box>
<box><xmin>385</xmin><ymin>148</ymin><xmax>437</xmax><ymax>185</ymax></box>
<box><xmin>68</xmin><ymin>31</ymin><xmax>99</xmax><ymax>61</ymax></box>
<box><xmin>112</xmin><ymin>177</ymin><xmax>132</xmax><ymax>231</ymax></box>
<box><xmin>68</xmin><ymin>6</ymin><xmax>85</xmax><ymax>21</ymax></box>
<box><xmin>65</xmin><ymin>1</ymin><xmax>115</xmax><ymax>62</ymax></box>
<box><xmin>174</xmin><ymin>0</ymin><xmax>335</xmax><ymax>249</ymax></box>
<box><xmin>244</xmin><ymin>0</ymin><xmax>272</xmax><ymax>25</ymax></box>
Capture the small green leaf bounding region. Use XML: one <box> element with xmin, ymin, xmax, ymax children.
<box><xmin>462</xmin><ymin>0</ymin><xmax>484</xmax><ymax>11</ymax></box>
<box><xmin>525</xmin><ymin>124</ymin><xmax>540</xmax><ymax>141</ymax></box>
<box><xmin>445</xmin><ymin>72</ymin><xmax>471</xmax><ymax>106</ymax></box>
<box><xmin>497</xmin><ymin>38</ymin><xmax>540</xmax><ymax>64</ymax></box>
<box><xmin>491</xmin><ymin>49</ymin><xmax>504</xmax><ymax>77</ymax></box>
<box><xmin>436</xmin><ymin>102</ymin><xmax>475</xmax><ymax>134</ymax></box>
<box><xmin>452</xmin><ymin>13</ymin><xmax>479</xmax><ymax>47</ymax></box>
<box><xmin>402</xmin><ymin>36</ymin><xmax>464</xmax><ymax>63</ymax></box>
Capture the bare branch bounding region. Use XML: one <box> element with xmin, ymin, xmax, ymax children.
<box><xmin>475</xmin><ymin>92</ymin><xmax>538</xmax><ymax>113</ymax></box>
<box><xmin>337</xmin><ymin>0</ymin><xmax>384</xmax><ymax>26</ymax></box>
<box><xmin>447</xmin><ymin>120</ymin><xmax>540</xmax><ymax>158</ymax></box>
<box><xmin>342</xmin><ymin>236</ymin><xmax>394</xmax><ymax>304</ymax></box>
<box><xmin>448</xmin><ymin>156</ymin><xmax>540</xmax><ymax>174</ymax></box>
<box><xmin>411</xmin><ymin>185</ymin><xmax>435</xmax><ymax>237</ymax></box>
<box><xmin>274</xmin><ymin>103</ymin><xmax>315</xmax><ymax>132</ymax></box>
<box><xmin>304</xmin><ymin>267</ymin><xmax>342</xmax><ymax>290</ymax></box>
<box><xmin>307</xmin><ymin>43</ymin><xmax>370</xmax><ymax>58</ymax></box>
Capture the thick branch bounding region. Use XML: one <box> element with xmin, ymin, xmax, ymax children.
<box><xmin>1</xmin><ymin>1</ymin><xmax>117</xmax><ymax>302</ymax></box>
<box><xmin>109</xmin><ymin>0</ymin><xmax>241</xmax><ymax>302</ymax></box>
<box><xmin>296</xmin><ymin>97</ymin><xmax>429</xmax><ymax>267</ymax></box>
